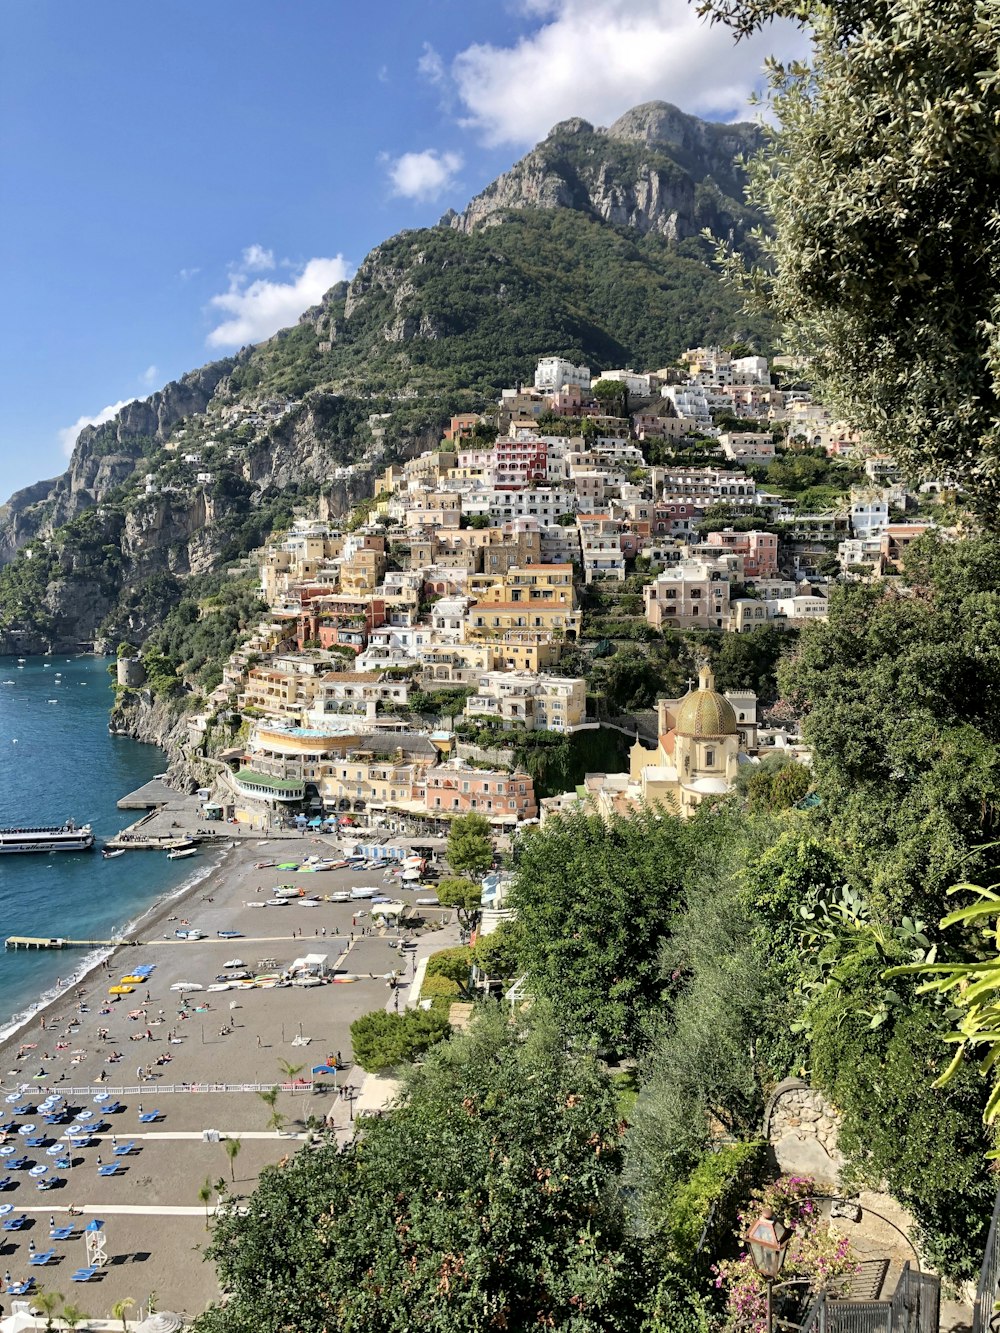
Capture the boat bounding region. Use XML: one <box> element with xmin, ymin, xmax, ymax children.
<box><xmin>166</xmin><ymin>848</ymin><xmax>198</xmax><ymax>860</ymax></box>
<box><xmin>102</xmin><ymin>849</ymin><xmax>125</xmax><ymax>860</ymax></box>
<box><xmin>0</xmin><ymin>821</ymin><xmax>94</xmax><ymax>855</ymax></box>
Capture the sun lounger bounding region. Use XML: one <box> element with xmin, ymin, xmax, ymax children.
<box><xmin>9</xmin><ymin>1159</ymin><xmax>29</xmax><ymax>1171</ymax></box>
<box><xmin>97</xmin><ymin>1164</ymin><xmax>120</xmax><ymax>1177</ymax></box>
<box><xmin>36</xmin><ymin>1178</ymin><xmax>61</xmax><ymax>1191</ymax></box>
<box><xmin>25</xmin><ymin>1137</ymin><xmax>45</xmax><ymax>1149</ymax></box>
<box><xmin>7</xmin><ymin>1278</ymin><xmax>33</xmax><ymax>1294</ymax></box>
<box><xmin>112</xmin><ymin>1141</ymin><xmax>135</xmax><ymax>1156</ymax></box>
<box><xmin>29</xmin><ymin>1250</ymin><xmax>55</xmax><ymax>1266</ymax></box>
<box><xmin>138</xmin><ymin>1111</ymin><xmax>162</xmax><ymax>1123</ymax></box>
<box><xmin>3</xmin><ymin>1216</ymin><xmax>26</xmax><ymax>1230</ymax></box>
<box><xmin>54</xmin><ymin>1159</ymin><xmax>71</xmax><ymax>1171</ymax></box>
<box><xmin>70</xmin><ymin>1267</ymin><xmax>96</xmax><ymax>1283</ymax></box>
<box><xmin>50</xmin><ymin>1226</ymin><xmax>73</xmax><ymax>1241</ymax></box>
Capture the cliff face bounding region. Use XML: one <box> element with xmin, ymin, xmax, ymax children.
<box><xmin>448</xmin><ymin>102</ymin><xmax>763</xmax><ymax>241</ymax></box>
<box><xmin>0</xmin><ymin>361</ymin><xmax>236</xmax><ymax>565</ymax></box>
<box><xmin>109</xmin><ymin>690</ymin><xmax>204</xmax><ymax>792</ymax></box>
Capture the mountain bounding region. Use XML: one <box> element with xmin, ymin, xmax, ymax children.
<box><xmin>0</xmin><ymin>100</ymin><xmax>770</xmax><ymax>654</ymax></box>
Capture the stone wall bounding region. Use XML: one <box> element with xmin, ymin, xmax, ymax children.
<box><xmin>763</xmin><ymin>1078</ymin><xmax>844</xmax><ymax>1187</ymax></box>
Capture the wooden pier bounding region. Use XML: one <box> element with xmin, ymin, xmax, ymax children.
<box><xmin>4</xmin><ymin>935</ymin><xmax>139</xmax><ymax>951</ymax></box>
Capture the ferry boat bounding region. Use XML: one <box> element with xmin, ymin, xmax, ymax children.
<box><xmin>0</xmin><ymin>820</ymin><xmax>95</xmax><ymax>854</ymax></box>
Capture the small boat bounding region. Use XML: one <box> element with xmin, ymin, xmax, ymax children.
<box><xmin>102</xmin><ymin>849</ymin><xmax>125</xmax><ymax>860</ymax></box>
<box><xmin>166</xmin><ymin>848</ymin><xmax>198</xmax><ymax>860</ymax></box>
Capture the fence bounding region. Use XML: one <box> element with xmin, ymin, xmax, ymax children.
<box><xmin>793</xmin><ymin>1265</ymin><xmax>939</xmax><ymax>1333</ymax></box>
<box><xmin>974</xmin><ymin>1186</ymin><xmax>1000</xmax><ymax>1333</ymax></box>
<box><xmin>11</xmin><ymin>1080</ymin><xmax>317</xmax><ymax>1099</ymax></box>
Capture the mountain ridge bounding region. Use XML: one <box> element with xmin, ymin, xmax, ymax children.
<box><xmin>0</xmin><ymin>100</ymin><xmax>770</xmax><ymax>653</ymax></box>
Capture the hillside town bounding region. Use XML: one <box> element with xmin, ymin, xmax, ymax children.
<box><xmin>146</xmin><ymin>347</ymin><xmax>949</xmax><ymax>843</ymax></box>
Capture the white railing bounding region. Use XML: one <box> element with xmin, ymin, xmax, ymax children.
<box><xmin>19</xmin><ymin>1080</ymin><xmax>317</xmax><ymax>1098</ymax></box>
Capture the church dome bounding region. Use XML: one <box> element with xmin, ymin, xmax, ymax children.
<box><xmin>675</xmin><ymin>665</ymin><xmax>738</xmax><ymax>738</ymax></box>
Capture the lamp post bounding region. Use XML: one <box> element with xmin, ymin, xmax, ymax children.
<box><xmin>746</xmin><ymin>1208</ymin><xmax>792</xmax><ymax>1333</ymax></box>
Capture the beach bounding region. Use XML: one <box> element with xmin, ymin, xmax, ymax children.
<box><xmin>0</xmin><ymin>833</ymin><xmax>456</xmax><ymax>1320</ymax></box>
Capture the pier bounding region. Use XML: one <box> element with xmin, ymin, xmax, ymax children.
<box><xmin>4</xmin><ymin>935</ymin><xmax>139</xmax><ymax>950</ymax></box>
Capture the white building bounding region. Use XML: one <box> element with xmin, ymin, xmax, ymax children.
<box><xmin>534</xmin><ymin>357</ymin><xmax>591</xmax><ymax>393</ymax></box>
<box><xmin>848</xmin><ymin>489</ymin><xmax>889</xmax><ymax>538</ymax></box>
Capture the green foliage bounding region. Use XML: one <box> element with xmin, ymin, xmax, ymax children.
<box><xmin>425</xmin><ymin>946</ymin><xmax>474</xmax><ymax>986</ymax></box>
<box><xmin>445</xmin><ymin>813</ymin><xmax>494</xmax><ymax>881</ymax></box>
<box><xmin>734</xmin><ymin>752</ymin><xmax>811</xmax><ymax>811</ymax></box>
<box><xmin>471</xmin><ymin>921</ymin><xmax>521</xmax><ymax>981</ymax></box>
<box><xmin>702</xmin><ymin>0</ymin><xmax>1000</xmax><ymax>512</ymax></box>
<box><xmin>509</xmin><ymin>809</ymin><xmax>694</xmax><ymax>1054</ymax></box>
<box><xmin>199</xmin><ymin>1007</ymin><xmax>650</xmax><ymax>1333</ymax></box>
<box><xmin>145</xmin><ymin>571</ymin><xmax>266</xmax><ymax>690</ymax></box>
<box><xmin>779</xmin><ymin>532</ymin><xmax>1000</xmax><ymax>915</ymax></box>
<box><xmin>809</xmin><ymin>948</ymin><xmax>995</xmax><ymax>1277</ymax></box>
<box><xmin>407</xmin><ymin>685</ymin><xmax>473</xmax><ymax>717</ymax></box>
<box><xmin>661</xmin><ymin>1141</ymin><xmax>766</xmax><ymax>1268</ymax></box>
<box><xmin>349</xmin><ymin>1008</ymin><xmax>451</xmax><ymax>1074</ymax></box>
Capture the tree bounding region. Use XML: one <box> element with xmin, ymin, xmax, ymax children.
<box><xmin>471</xmin><ymin>920</ymin><xmax>521</xmax><ymax>981</ymax></box>
<box><xmin>508</xmin><ymin>809</ymin><xmax>696</xmax><ymax>1054</ymax></box>
<box><xmin>111</xmin><ymin>1298</ymin><xmax>135</xmax><ymax>1333</ymax></box>
<box><xmin>198</xmin><ymin>1177</ymin><xmax>214</xmax><ymax>1230</ymax></box>
<box><xmin>698</xmin><ymin>0</ymin><xmax>1000</xmax><ymax>512</ymax></box>
<box><xmin>61</xmin><ymin>1303</ymin><xmax>88</xmax><ymax>1331</ymax></box>
<box><xmin>778</xmin><ymin>533</ymin><xmax>1000</xmax><ymax>915</ymax></box>
<box><xmin>277</xmin><ymin>1059</ymin><xmax>305</xmax><ymax>1093</ymax></box>
<box><xmin>592</xmin><ymin>378</ymin><xmax>629</xmax><ymax>418</ymax></box>
<box><xmin>734</xmin><ymin>752</ymin><xmax>811</xmax><ymax>812</ymax></box>
<box><xmin>199</xmin><ymin>1008</ymin><xmax>650</xmax><ymax>1333</ymax></box>
<box><xmin>445</xmin><ymin>812</ymin><xmax>493</xmax><ymax>881</ymax></box>
<box><xmin>435</xmin><ymin>877</ymin><xmax>482</xmax><ymax>927</ymax></box>
<box><xmin>32</xmin><ymin>1289</ymin><xmax>62</xmax><ymax>1333</ymax></box>
<box><xmin>224</xmin><ymin>1135</ymin><xmax>241</xmax><ymax>1184</ymax></box>
<box><xmin>349</xmin><ymin>1008</ymin><xmax>451</xmax><ymax>1074</ymax></box>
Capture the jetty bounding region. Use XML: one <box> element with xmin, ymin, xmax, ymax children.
<box><xmin>4</xmin><ymin>935</ymin><xmax>139</xmax><ymax>950</ymax></box>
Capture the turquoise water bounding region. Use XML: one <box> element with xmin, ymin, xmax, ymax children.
<box><xmin>0</xmin><ymin>655</ymin><xmax>195</xmax><ymax>1035</ymax></box>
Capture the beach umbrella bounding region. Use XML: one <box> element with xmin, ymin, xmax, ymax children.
<box><xmin>136</xmin><ymin>1313</ymin><xmax>185</xmax><ymax>1333</ymax></box>
<box><xmin>311</xmin><ymin>1065</ymin><xmax>337</xmax><ymax>1075</ymax></box>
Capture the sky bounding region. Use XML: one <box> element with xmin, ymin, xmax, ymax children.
<box><xmin>0</xmin><ymin>0</ymin><xmax>809</xmax><ymax>498</ymax></box>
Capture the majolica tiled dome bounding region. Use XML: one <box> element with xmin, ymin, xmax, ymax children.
<box><xmin>674</xmin><ymin>666</ymin><xmax>737</xmax><ymax>738</ymax></box>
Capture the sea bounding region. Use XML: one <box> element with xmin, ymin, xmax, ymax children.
<box><xmin>0</xmin><ymin>655</ymin><xmax>206</xmax><ymax>1039</ymax></box>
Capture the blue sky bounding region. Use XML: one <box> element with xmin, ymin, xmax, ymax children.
<box><xmin>0</xmin><ymin>0</ymin><xmax>807</xmax><ymax>497</ymax></box>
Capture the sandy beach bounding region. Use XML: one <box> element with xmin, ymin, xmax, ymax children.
<box><xmin>0</xmin><ymin>833</ymin><xmax>456</xmax><ymax>1320</ymax></box>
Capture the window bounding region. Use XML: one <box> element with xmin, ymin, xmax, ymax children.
<box><xmin>705</xmin><ymin>748</ymin><xmax>715</xmax><ymax>767</ymax></box>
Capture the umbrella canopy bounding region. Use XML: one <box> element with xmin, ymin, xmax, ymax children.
<box><xmin>311</xmin><ymin>1065</ymin><xmax>337</xmax><ymax>1075</ymax></box>
<box><xmin>136</xmin><ymin>1314</ymin><xmax>185</xmax><ymax>1333</ymax></box>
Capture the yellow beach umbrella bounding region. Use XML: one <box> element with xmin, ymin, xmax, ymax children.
<box><xmin>108</xmin><ymin>985</ymin><xmax>134</xmax><ymax>995</ymax></box>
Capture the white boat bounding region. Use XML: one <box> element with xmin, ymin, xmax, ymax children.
<box><xmin>166</xmin><ymin>848</ymin><xmax>198</xmax><ymax>860</ymax></box>
<box><xmin>102</xmin><ymin>849</ymin><xmax>125</xmax><ymax>860</ymax></box>
<box><xmin>0</xmin><ymin>821</ymin><xmax>94</xmax><ymax>855</ymax></box>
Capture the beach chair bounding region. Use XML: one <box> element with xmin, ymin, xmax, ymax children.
<box><xmin>25</xmin><ymin>1137</ymin><xmax>45</xmax><ymax>1149</ymax></box>
<box><xmin>3</xmin><ymin>1216</ymin><xmax>26</xmax><ymax>1231</ymax></box>
<box><xmin>50</xmin><ymin>1226</ymin><xmax>74</xmax><ymax>1241</ymax></box>
<box><xmin>54</xmin><ymin>1159</ymin><xmax>72</xmax><ymax>1172</ymax></box>
<box><xmin>7</xmin><ymin>1279</ymin><xmax>32</xmax><ymax>1295</ymax></box>
<box><xmin>103</xmin><ymin>1102</ymin><xmax>124</xmax><ymax>1115</ymax></box>
<box><xmin>9</xmin><ymin>1159</ymin><xmax>29</xmax><ymax>1171</ymax></box>
<box><xmin>138</xmin><ymin>1111</ymin><xmax>162</xmax><ymax>1123</ymax></box>
<box><xmin>11</xmin><ymin>1106</ymin><xmax>32</xmax><ymax>1117</ymax></box>
<box><xmin>97</xmin><ymin>1164</ymin><xmax>120</xmax><ymax>1177</ymax></box>
<box><xmin>29</xmin><ymin>1250</ymin><xmax>55</xmax><ymax>1266</ymax></box>
<box><xmin>70</xmin><ymin>1267</ymin><xmax>97</xmax><ymax>1283</ymax></box>
<box><xmin>112</xmin><ymin>1141</ymin><xmax>135</xmax><ymax>1156</ymax></box>
<box><xmin>89</xmin><ymin>1122</ymin><xmax>109</xmax><ymax>1134</ymax></box>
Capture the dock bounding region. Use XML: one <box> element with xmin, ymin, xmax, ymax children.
<box><xmin>5</xmin><ymin>935</ymin><xmax>139</xmax><ymax>950</ymax></box>
<box><xmin>116</xmin><ymin>777</ymin><xmax>174</xmax><ymax>811</ymax></box>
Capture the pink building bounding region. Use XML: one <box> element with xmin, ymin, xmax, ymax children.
<box><xmin>704</xmin><ymin>529</ymin><xmax>779</xmax><ymax>580</ymax></box>
<box><xmin>420</xmin><ymin>767</ymin><xmax>537</xmax><ymax>824</ymax></box>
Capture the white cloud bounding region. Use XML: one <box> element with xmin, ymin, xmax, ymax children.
<box><xmin>377</xmin><ymin>63</ymin><xmax>390</xmax><ymax>83</ymax></box>
<box><xmin>206</xmin><ymin>255</ymin><xmax>352</xmax><ymax>349</ymax></box>
<box><xmin>417</xmin><ymin>41</ymin><xmax>445</xmax><ymax>86</ymax></box>
<box><xmin>140</xmin><ymin>364</ymin><xmax>159</xmax><ymax>387</ymax></box>
<box><xmin>240</xmin><ymin>244</ymin><xmax>275</xmax><ymax>272</ymax></box>
<box><xmin>179</xmin><ymin>266</ymin><xmax>200</xmax><ymax>281</ymax></box>
<box><xmin>387</xmin><ymin>149</ymin><xmax>463</xmax><ymax>201</ymax></box>
<box><xmin>451</xmin><ymin>0</ymin><xmax>810</xmax><ymax>146</ymax></box>
<box><xmin>58</xmin><ymin>400</ymin><xmax>136</xmax><ymax>456</ymax></box>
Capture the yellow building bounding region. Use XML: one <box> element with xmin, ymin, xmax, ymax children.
<box><xmin>628</xmin><ymin>666</ymin><xmax>748</xmax><ymax>817</ymax></box>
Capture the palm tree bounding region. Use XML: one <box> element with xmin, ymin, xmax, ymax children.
<box><xmin>267</xmin><ymin>1108</ymin><xmax>287</xmax><ymax>1135</ymax></box>
<box><xmin>257</xmin><ymin>1085</ymin><xmax>278</xmax><ymax>1113</ymax></box>
<box><xmin>197</xmin><ymin>1177</ymin><xmax>214</xmax><ymax>1230</ymax></box>
<box><xmin>60</xmin><ymin>1302</ymin><xmax>87</xmax><ymax>1331</ymax></box>
<box><xmin>278</xmin><ymin>1059</ymin><xmax>305</xmax><ymax>1094</ymax></box>
<box><xmin>32</xmin><ymin>1288</ymin><xmax>62</xmax><ymax>1333</ymax></box>
<box><xmin>224</xmin><ymin>1135</ymin><xmax>242</xmax><ymax>1183</ymax></box>
<box><xmin>111</xmin><ymin>1298</ymin><xmax>134</xmax><ymax>1333</ymax></box>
